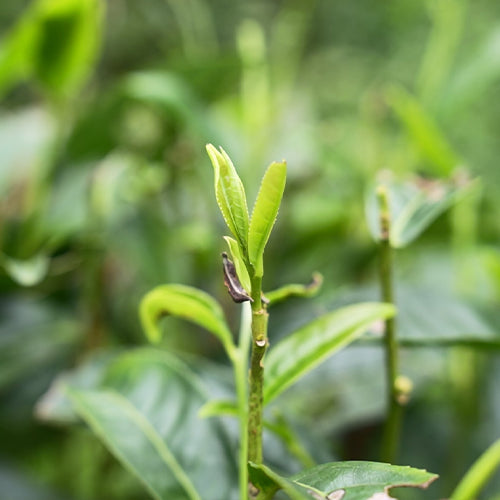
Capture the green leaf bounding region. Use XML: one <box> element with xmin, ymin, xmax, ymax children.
<box><xmin>206</xmin><ymin>144</ymin><xmax>249</xmax><ymax>250</ymax></box>
<box><xmin>66</xmin><ymin>349</ymin><xmax>238</xmax><ymax>500</ymax></box>
<box><xmin>249</xmin><ymin>461</ymin><xmax>438</xmax><ymax>500</ymax></box>
<box><xmin>69</xmin><ymin>389</ymin><xmax>202</xmax><ymax>500</ymax></box>
<box><xmin>139</xmin><ymin>284</ymin><xmax>234</xmax><ymax>354</ymax></box>
<box><xmin>450</xmin><ymin>438</ymin><xmax>500</xmax><ymax>500</ymax></box>
<box><xmin>263</xmin><ymin>303</ymin><xmax>396</xmax><ymax>404</ymax></box>
<box><xmin>318</xmin><ymin>285</ymin><xmax>500</xmax><ymax>348</ymax></box>
<box><xmin>387</xmin><ymin>84</ymin><xmax>460</xmax><ymax>175</ymax></box>
<box><xmin>365</xmin><ymin>178</ymin><xmax>469</xmax><ymax>248</ymax></box>
<box><xmin>248</xmin><ymin>161</ymin><xmax>287</xmax><ymax>277</ymax></box>
<box><xmin>223</xmin><ymin>236</ymin><xmax>251</xmax><ymax>293</ymax></box>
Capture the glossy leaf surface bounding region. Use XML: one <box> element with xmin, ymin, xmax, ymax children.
<box><xmin>68</xmin><ymin>349</ymin><xmax>238</xmax><ymax>500</ymax></box>
<box><xmin>69</xmin><ymin>390</ymin><xmax>201</xmax><ymax>500</ymax></box>
<box><xmin>248</xmin><ymin>161</ymin><xmax>286</xmax><ymax>277</ymax></box>
<box><xmin>139</xmin><ymin>284</ymin><xmax>233</xmax><ymax>353</ymax></box>
<box><xmin>249</xmin><ymin>461</ymin><xmax>438</xmax><ymax>500</ymax></box>
<box><xmin>206</xmin><ymin>144</ymin><xmax>249</xmax><ymax>250</ymax></box>
<box><xmin>263</xmin><ymin>303</ymin><xmax>395</xmax><ymax>404</ymax></box>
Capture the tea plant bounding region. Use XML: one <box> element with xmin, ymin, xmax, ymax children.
<box><xmin>49</xmin><ymin>145</ymin><xmax>450</xmax><ymax>500</ymax></box>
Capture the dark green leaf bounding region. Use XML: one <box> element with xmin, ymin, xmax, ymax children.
<box><xmin>67</xmin><ymin>349</ymin><xmax>238</xmax><ymax>500</ymax></box>
<box><xmin>249</xmin><ymin>461</ymin><xmax>438</xmax><ymax>500</ymax></box>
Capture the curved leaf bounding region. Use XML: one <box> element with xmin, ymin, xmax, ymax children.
<box><xmin>264</xmin><ymin>303</ymin><xmax>396</xmax><ymax>404</ymax></box>
<box><xmin>139</xmin><ymin>284</ymin><xmax>234</xmax><ymax>353</ymax></box>
<box><xmin>206</xmin><ymin>144</ymin><xmax>249</xmax><ymax>250</ymax></box>
<box><xmin>248</xmin><ymin>161</ymin><xmax>286</xmax><ymax>277</ymax></box>
<box><xmin>450</xmin><ymin>438</ymin><xmax>500</xmax><ymax>500</ymax></box>
<box><xmin>249</xmin><ymin>461</ymin><xmax>438</xmax><ymax>500</ymax></box>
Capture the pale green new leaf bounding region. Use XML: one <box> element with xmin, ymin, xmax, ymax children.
<box><xmin>139</xmin><ymin>284</ymin><xmax>234</xmax><ymax>354</ymax></box>
<box><xmin>248</xmin><ymin>161</ymin><xmax>286</xmax><ymax>277</ymax></box>
<box><xmin>69</xmin><ymin>390</ymin><xmax>201</xmax><ymax>500</ymax></box>
<box><xmin>249</xmin><ymin>461</ymin><xmax>438</xmax><ymax>500</ymax></box>
<box><xmin>264</xmin><ymin>303</ymin><xmax>395</xmax><ymax>404</ymax></box>
<box><xmin>206</xmin><ymin>144</ymin><xmax>249</xmax><ymax>250</ymax></box>
<box><xmin>223</xmin><ymin>236</ymin><xmax>251</xmax><ymax>293</ymax></box>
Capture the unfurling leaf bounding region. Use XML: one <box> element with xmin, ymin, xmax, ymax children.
<box><xmin>139</xmin><ymin>284</ymin><xmax>234</xmax><ymax>354</ymax></box>
<box><xmin>206</xmin><ymin>144</ymin><xmax>249</xmax><ymax>250</ymax></box>
<box><xmin>248</xmin><ymin>160</ymin><xmax>287</xmax><ymax>277</ymax></box>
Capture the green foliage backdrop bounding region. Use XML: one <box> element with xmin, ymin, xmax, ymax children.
<box><xmin>1</xmin><ymin>0</ymin><xmax>500</xmax><ymax>499</ymax></box>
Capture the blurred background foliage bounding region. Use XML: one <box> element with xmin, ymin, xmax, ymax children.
<box><xmin>1</xmin><ymin>0</ymin><xmax>500</xmax><ymax>498</ymax></box>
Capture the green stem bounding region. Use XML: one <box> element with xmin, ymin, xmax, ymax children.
<box><xmin>378</xmin><ymin>187</ymin><xmax>403</xmax><ymax>464</ymax></box>
<box><xmin>450</xmin><ymin>438</ymin><xmax>500</xmax><ymax>500</ymax></box>
<box><xmin>247</xmin><ymin>274</ymin><xmax>269</xmax><ymax>467</ymax></box>
<box><xmin>234</xmin><ymin>303</ymin><xmax>252</xmax><ymax>500</ymax></box>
